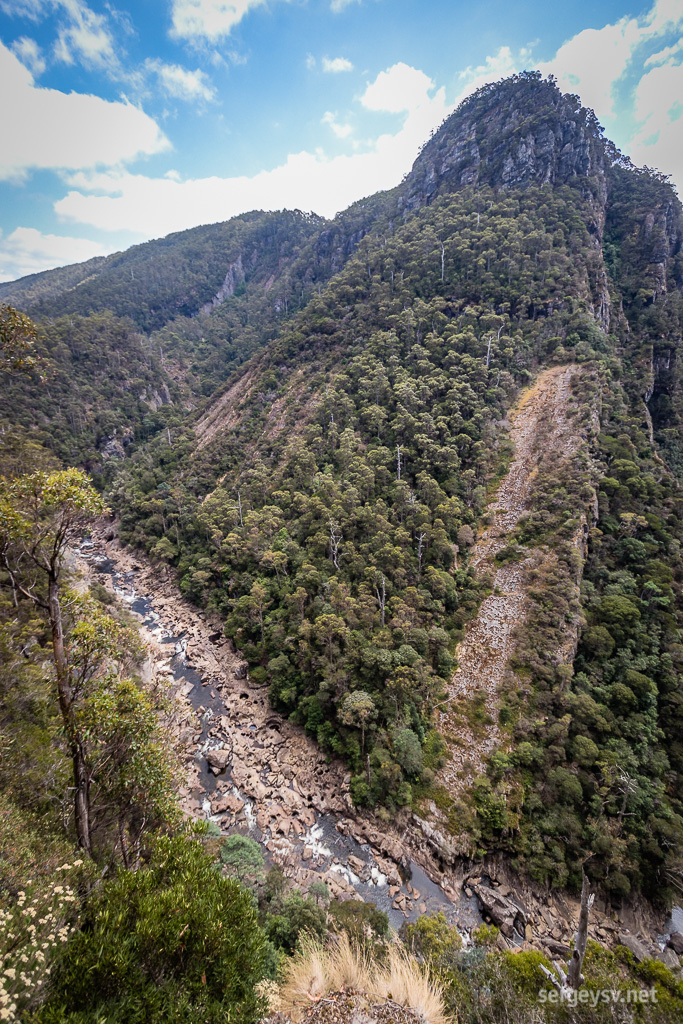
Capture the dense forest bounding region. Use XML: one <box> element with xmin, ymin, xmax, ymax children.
<box><xmin>2</xmin><ymin>72</ymin><xmax>683</xmax><ymax>1021</ymax></box>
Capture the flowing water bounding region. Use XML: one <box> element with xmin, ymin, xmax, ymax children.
<box><xmin>84</xmin><ymin>542</ymin><xmax>482</xmax><ymax>934</ymax></box>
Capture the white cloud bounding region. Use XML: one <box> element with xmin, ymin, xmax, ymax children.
<box><xmin>0</xmin><ymin>226</ymin><xmax>110</xmax><ymax>281</ymax></box>
<box><xmin>0</xmin><ymin>0</ymin><xmax>44</xmax><ymax>18</ymax></box>
<box><xmin>540</xmin><ymin>0</ymin><xmax>683</xmax><ymax>124</ymax></box>
<box><xmin>330</xmin><ymin>0</ymin><xmax>360</xmax><ymax>11</ymax></box>
<box><xmin>540</xmin><ymin>19</ymin><xmax>643</xmax><ymax>121</ymax></box>
<box><xmin>169</xmin><ymin>0</ymin><xmax>275</xmax><ymax>41</ymax></box>
<box><xmin>322</xmin><ymin>110</ymin><xmax>352</xmax><ymax>138</ymax></box>
<box><xmin>535</xmin><ymin>0</ymin><xmax>683</xmax><ymax>190</ymax></box>
<box><xmin>645</xmin><ymin>39</ymin><xmax>683</xmax><ymax>66</ymax></box>
<box><xmin>54</xmin><ymin>63</ymin><xmax>452</xmax><ymax>235</ymax></box>
<box><xmin>0</xmin><ymin>41</ymin><xmax>169</xmax><ymax>181</ymax></box>
<box><xmin>322</xmin><ymin>56</ymin><xmax>353</xmax><ymax>73</ymax></box>
<box><xmin>630</xmin><ymin>60</ymin><xmax>683</xmax><ymax>185</ymax></box>
<box><xmin>51</xmin><ymin>0</ymin><xmax>118</xmax><ymax>71</ymax></box>
<box><xmin>453</xmin><ymin>46</ymin><xmax>530</xmax><ymax>106</ymax></box>
<box><xmin>11</xmin><ymin>35</ymin><xmax>45</xmax><ymax>76</ymax></box>
<box><xmin>146</xmin><ymin>59</ymin><xmax>215</xmax><ymax>102</ymax></box>
<box><xmin>361</xmin><ymin>62</ymin><xmax>436</xmax><ymax>114</ymax></box>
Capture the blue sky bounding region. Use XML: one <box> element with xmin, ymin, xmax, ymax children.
<box><xmin>0</xmin><ymin>0</ymin><xmax>682</xmax><ymax>282</ymax></box>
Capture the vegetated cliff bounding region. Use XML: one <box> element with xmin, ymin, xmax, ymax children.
<box><xmin>3</xmin><ymin>72</ymin><xmax>683</xmax><ymax>904</ymax></box>
<box><xmin>404</xmin><ymin>73</ymin><xmax>607</xmax><ymax>208</ymax></box>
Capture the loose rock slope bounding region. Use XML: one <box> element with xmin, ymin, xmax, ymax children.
<box><xmin>437</xmin><ymin>364</ymin><xmax>588</xmax><ymax>796</ymax></box>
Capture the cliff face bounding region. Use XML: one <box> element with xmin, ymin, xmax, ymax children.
<box><xmin>401</xmin><ymin>74</ymin><xmax>608</xmax><ymax>225</ymax></box>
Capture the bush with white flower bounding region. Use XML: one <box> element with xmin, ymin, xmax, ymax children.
<box><xmin>0</xmin><ymin>861</ymin><xmax>83</xmax><ymax>1021</ymax></box>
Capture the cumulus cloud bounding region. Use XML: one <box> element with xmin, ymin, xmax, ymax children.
<box><xmin>11</xmin><ymin>35</ymin><xmax>45</xmax><ymax>75</ymax></box>
<box><xmin>0</xmin><ymin>225</ymin><xmax>110</xmax><ymax>281</ymax></box>
<box><xmin>322</xmin><ymin>56</ymin><xmax>353</xmax><ymax>73</ymax></box>
<box><xmin>452</xmin><ymin>46</ymin><xmax>531</xmax><ymax>106</ymax></box>
<box><xmin>538</xmin><ymin>0</ymin><xmax>683</xmax><ymax>186</ymax></box>
<box><xmin>0</xmin><ymin>41</ymin><xmax>169</xmax><ymax>181</ymax></box>
<box><xmin>145</xmin><ymin>59</ymin><xmax>215</xmax><ymax>101</ymax></box>
<box><xmin>629</xmin><ymin>60</ymin><xmax>683</xmax><ymax>185</ymax></box>
<box><xmin>169</xmin><ymin>0</ymin><xmax>277</xmax><ymax>41</ymax></box>
<box><xmin>2</xmin><ymin>0</ymin><xmax>121</xmax><ymax>71</ymax></box>
<box><xmin>539</xmin><ymin>0</ymin><xmax>683</xmax><ymax>121</ymax></box>
<box><xmin>54</xmin><ymin>63</ymin><xmax>452</xmax><ymax>235</ymax></box>
<box><xmin>361</xmin><ymin>62</ymin><xmax>436</xmax><ymax>114</ymax></box>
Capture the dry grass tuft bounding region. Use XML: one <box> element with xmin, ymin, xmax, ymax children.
<box><xmin>278</xmin><ymin>933</ymin><xmax>449</xmax><ymax>1023</ymax></box>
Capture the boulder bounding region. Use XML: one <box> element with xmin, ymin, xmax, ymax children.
<box><xmin>542</xmin><ymin>938</ymin><xmax>571</xmax><ymax>957</ymax></box>
<box><xmin>618</xmin><ymin>934</ymin><xmax>652</xmax><ymax>963</ymax></box>
<box><xmin>347</xmin><ymin>856</ymin><xmax>366</xmax><ymax>876</ymax></box>
<box><xmin>475</xmin><ymin>884</ymin><xmax>527</xmax><ymax>938</ymax></box>
<box><xmin>211</xmin><ymin>793</ymin><xmax>244</xmax><ymax>814</ymax></box>
<box><xmin>206</xmin><ymin>748</ymin><xmax>231</xmax><ymax>773</ymax></box>
<box><xmin>668</xmin><ymin>932</ymin><xmax>683</xmax><ymax>956</ymax></box>
<box><xmin>658</xmin><ymin>947</ymin><xmax>680</xmax><ymax>969</ymax></box>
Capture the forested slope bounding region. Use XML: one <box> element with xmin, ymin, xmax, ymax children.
<box><xmin>3</xmin><ymin>72</ymin><xmax>683</xmax><ymax>905</ymax></box>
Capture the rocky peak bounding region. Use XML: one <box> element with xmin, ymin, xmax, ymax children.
<box><xmin>401</xmin><ymin>72</ymin><xmax>608</xmax><ymax>225</ymax></box>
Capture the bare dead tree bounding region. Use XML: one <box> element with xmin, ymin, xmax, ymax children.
<box><xmin>417</xmin><ymin>532</ymin><xmax>426</xmax><ymax>576</ymax></box>
<box><xmin>540</xmin><ymin>870</ymin><xmax>594</xmax><ymax>995</ymax></box>
<box><xmin>329</xmin><ymin>519</ymin><xmax>342</xmax><ymax>571</ymax></box>
<box><xmin>374</xmin><ymin>572</ymin><xmax>386</xmax><ymax>627</ymax></box>
<box><xmin>396</xmin><ymin>444</ymin><xmax>403</xmax><ymax>481</ymax></box>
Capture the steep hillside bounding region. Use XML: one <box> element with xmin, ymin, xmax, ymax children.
<box><xmin>3</xmin><ymin>71</ymin><xmax>683</xmax><ymax>904</ymax></box>
<box><xmin>437</xmin><ymin>364</ymin><xmax>591</xmax><ymax>796</ymax></box>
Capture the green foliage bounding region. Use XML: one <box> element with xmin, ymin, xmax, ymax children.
<box><xmin>264</xmin><ymin>891</ymin><xmax>327</xmax><ymax>955</ymax></box>
<box><xmin>115</xmin><ymin>178</ymin><xmax>611</xmax><ymax>807</ymax></box>
<box><xmin>219</xmin><ymin>834</ymin><xmax>265</xmax><ymax>876</ymax></box>
<box><xmin>402</xmin><ymin>911</ymin><xmax>462</xmax><ymax>964</ymax></box>
<box><xmin>0</xmin><ymin>304</ymin><xmax>39</xmax><ymax>374</ymax></box>
<box><xmin>401</xmin><ymin>912</ymin><xmax>683</xmax><ymax>1024</ymax></box>
<box><xmin>327</xmin><ymin>899</ymin><xmax>388</xmax><ymax>947</ymax></box>
<box><xmin>35</xmin><ymin>835</ymin><xmax>267</xmax><ymax>1024</ymax></box>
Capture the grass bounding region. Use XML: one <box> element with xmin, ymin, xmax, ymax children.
<box><xmin>277</xmin><ymin>932</ymin><xmax>450</xmax><ymax>1023</ymax></box>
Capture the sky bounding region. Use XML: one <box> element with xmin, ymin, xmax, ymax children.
<box><xmin>0</xmin><ymin>0</ymin><xmax>682</xmax><ymax>283</ymax></box>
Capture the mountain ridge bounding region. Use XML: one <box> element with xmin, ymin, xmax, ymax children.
<box><xmin>3</xmin><ymin>71</ymin><xmax>683</xmax><ymax>906</ymax></box>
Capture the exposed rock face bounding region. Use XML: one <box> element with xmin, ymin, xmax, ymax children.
<box><xmin>619</xmin><ymin>933</ymin><xmax>656</xmax><ymax>963</ymax></box>
<box><xmin>199</xmin><ymin>251</ymin><xmax>257</xmax><ymax>315</ymax></box>
<box><xmin>139</xmin><ymin>383</ymin><xmax>172</xmax><ymax>411</ymax></box>
<box><xmin>474</xmin><ymin>883</ymin><xmax>527</xmax><ymax>938</ymax></box>
<box><xmin>99</xmin><ymin>426</ymin><xmax>134</xmax><ymax>461</ymax></box>
<box><xmin>402</xmin><ymin>75</ymin><xmax>607</xmax><ymax>222</ymax></box>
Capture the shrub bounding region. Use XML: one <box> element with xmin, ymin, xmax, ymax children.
<box><xmin>36</xmin><ymin>835</ymin><xmax>267</xmax><ymax>1023</ymax></box>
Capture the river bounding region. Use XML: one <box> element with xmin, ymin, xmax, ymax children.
<box><xmin>84</xmin><ymin>540</ymin><xmax>483</xmax><ymax>935</ymax></box>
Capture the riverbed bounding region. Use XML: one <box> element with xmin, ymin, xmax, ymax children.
<box><xmin>83</xmin><ymin>540</ymin><xmax>482</xmax><ymax>935</ymax></box>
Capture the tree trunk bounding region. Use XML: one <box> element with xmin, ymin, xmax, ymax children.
<box><xmin>48</xmin><ymin>576</ymin><xmax>92</xmax><ymax>855</ymax></box>
<box><xmin>567</xmin><ymin>871</ymin><xmax>594</xmax><ymax>988</ymax></box>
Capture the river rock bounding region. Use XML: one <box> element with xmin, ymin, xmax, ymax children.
<box><xmin>619</xmin><ymin>934</ymin><xmax>652</xmax><ymax>962</ymax></box>
<box><xmin>348</xmin><ymin>855</ymin><xmax>366</xmax><ymax>877</ymax></box>
<box><xmin>206</xmin><ymin>748</ymin><xmax>231</xmax><ymax>773</ymax></box>
<box><xmin>211</xmin><ymin>793</ymin><xmax>244</xmax><ymax>815</ymax></box>
<box><xmin>542</xmin><ymin>938</ymin><xmax>571</xmax><ymax>956</ymax></box>
<box><xmin>302</xmin><ymin>846</ymin><xmax>313</xmax><ymax>862</ymax></box>
<box><xmin>668</xmin><ymin>932</ymin><xmax>683</xmax><ymax>955</ymax></box>
<box><xmin>474</xmin><ymin>884</ymin><xmax>527</xmax><ymax>937</ymax></box>
<box><xmin>658</xmin><ymin>947</ymin><xmax>680</xmax><ymax>969</ymax></box>
<box><xmin>281</xmin><ymin>787</ymin><xmax>303</xmax><ymax>811</ymax></box>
